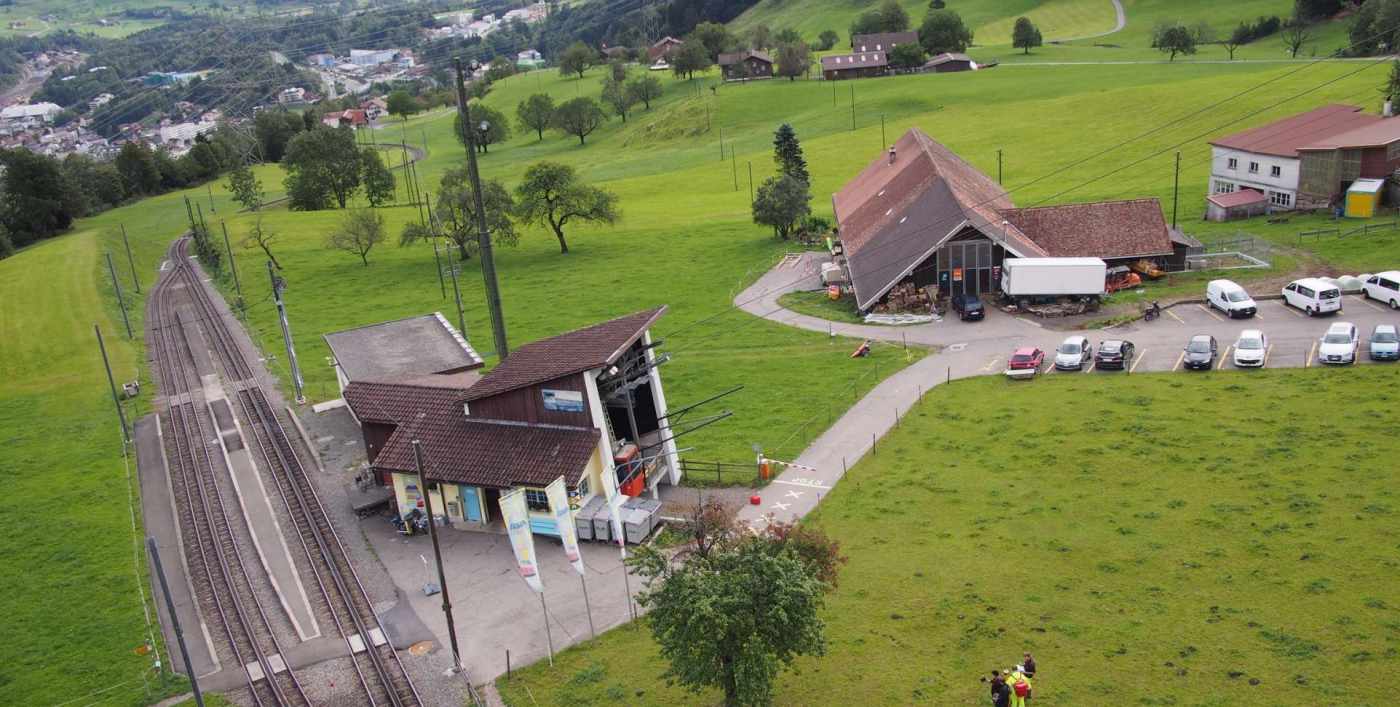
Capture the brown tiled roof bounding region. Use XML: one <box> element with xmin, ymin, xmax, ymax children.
<box><xmin>1000</xmin><ymin>198</ymin><xmax>1173</xmax><ymax>259</ymax></box>
<box><xmin>461</xmin><ymin>307</ymin><xmax>667</xmax><ymax>402</ymax></box>
<box><xmin>821</xmin><ymin>52</ymin><xmax>888</xmax><ymax>70</ymax></box>
<box><xmin>374</xmin><ymin>416</ymin><xmax>598</xmax><ymax>488</ymax></box>
<box><xmin>718</xmin><ymin>49</ymin><xmax>772</xmax><ymax>66</ymax></box>
<box><xmin>851</xmin><ymin>31</ymin><xmax>918</xmax><ymax>52</ymax></box>
<box><xmin>925</xmin><ymin>52</ymin><xmax>973</xmax><ymax>65</ymax></box>
<box><xmin>833</xmin><ymin>128</ymin><xmax>1045</xmax><ymax>310</ymax></box>
<box><xmin>1206</xmin><ymin>189</ymin><xmax>1267</xmax><ymax>209</ymax></box>
<box><xmin>1209</xmin><ymin>104</ymin><xmax>1378</xmax><ymax>158</ymax></box>
<box><xmin>1298</xmin><ymin>116</ymin><xmax>1400</xmax><ymax>150</ymax></box>
<box><xmin>343</xmin><ymin>372</ymin><xmax>477</xmax><ymax>425</ymax></box>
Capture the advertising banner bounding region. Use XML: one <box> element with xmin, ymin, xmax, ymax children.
<box><xmin>599</xmin><ymin>462</ymin><xmax>626</xmax><ymax>546</ymax></box>
<box><xmin>499</xmin><ymin>488</ymin><xmax>543</xmax><ymax>593</ymax></box>
<box><xmin>546</xmin><ymin>477</ymin><xmax>586</xmax><ymax>576</ymax></box>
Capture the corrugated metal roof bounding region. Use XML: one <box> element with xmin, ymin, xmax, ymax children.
<box><xmin>1298</xmin><ymin>117</ymin><xmax>1400</xmax><ymax>150</ymax></box>
<box><xmin>1209</xmin><ymin>104</ymin><xmax>1378</xmax><ymax>158</ymax></box>
<box><xmin>324</xmin><ymin>313</ymin><xmax>484</xmax><ymax>383</ymax></box>
<box><xmin>1206</xmin><ymin>189</ymin><xmax>1267</xmax><ymax>208</ymax></box>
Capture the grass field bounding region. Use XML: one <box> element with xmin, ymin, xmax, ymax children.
<box><xmin>497</xmin><ymin>367</ymin><xmax>1400</xmax><ymax>706</ymax></box>
<box><xmin>0</xmin><ymin>0</ymin><xmax>319</xmax><ymax>38</ymax></box>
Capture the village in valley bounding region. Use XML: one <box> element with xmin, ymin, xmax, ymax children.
<box><xmin>5</xmin><ymin>0</ymin><xmax>1400</xmax><ymax>706</ymax></box>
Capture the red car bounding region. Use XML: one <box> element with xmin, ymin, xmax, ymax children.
<box><xmin>1005</xmin><ymin>347</ymin><xmax>1045</xmax><ymax>379</ymax></box>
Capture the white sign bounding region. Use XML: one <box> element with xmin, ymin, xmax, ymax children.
<box><xmin>499</xmin><ymin>489</ymin><xmax>543</xmax><ymax>593</ymax></box>
<box><xmin>542</xmin><ymin>388</ymin><xmax>585</xmax><ymax>413</ymax></box>
<box><xmin>546</xmin><ymin>477</ymin><xmax>586</xmax><ymax>576</ymax></box>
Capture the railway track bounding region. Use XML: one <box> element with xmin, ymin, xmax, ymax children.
<box><xmin>149</xmin><ymin>244</ymin><xmax>309</xmax><ymax>707</ymax></box>
<box><xmin>156</xmin><ymin>237</ymin><xmax>422</xmax><ymax>706</ymax></box>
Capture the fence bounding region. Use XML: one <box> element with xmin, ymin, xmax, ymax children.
<box><xmin>1298</xmin><ymin>219</ymin><xmax>1400</xmax><ymax>243</ymax></box>
<box><xmin>678</xmin><ymin>458</ymin><xmax>759</xmax><ymax>486</ymax></box>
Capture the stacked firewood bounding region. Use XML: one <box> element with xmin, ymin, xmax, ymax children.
<box><xmin>872</xmin><ymin>282</ymin><xmax>932</xmax><ymax>313</ymax></box>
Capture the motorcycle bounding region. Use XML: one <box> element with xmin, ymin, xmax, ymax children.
<box><xmin>1143</xmin><ymin>301</ymin><xmax>1162</xmax><ymax>321</ymax></box>
<box><xmin>391</xmin><ymin>508</ymin><xmax>428</xmax><ymax>536</ymax></box>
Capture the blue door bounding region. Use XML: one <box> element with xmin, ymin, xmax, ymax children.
<box><xmin>460</xmin><ymin>486</ymin><xmax>482</xmax><ymax>522</ymax></box>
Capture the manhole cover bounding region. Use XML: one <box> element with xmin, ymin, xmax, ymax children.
<box><xmin>408</xmin><ymin>641</ymin><xmax>434</xmax><ymax>656</ymax></box>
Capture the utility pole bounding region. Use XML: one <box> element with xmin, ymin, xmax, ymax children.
<box><xmin>207</xmin><ymin>183</ymin><xmax>215</xmax><ymax>213</ymax></box>
<box><xmin>268</xmin><ymin>261</ymin><xmax>305</xmax><ymax>403</ymax></box>
<box><xmin>718</xmin><ymin>125</ymin><xmax>723</xmax><ymax>161</ymax></box>
<box><xmin>850</xmin><ymin>84</ymin><xmax>855</xmax><ymax>131</ymax></box>
<box><xmin>120</xmin><ymin>224</ymin><xmax>140</xmax><ymax>294</ymax></box>
<box><xmin>454</xmin><ymin>57</ymin><xmax>510</xmax><ymax>360</ymax></box>
<box><xmin>1172</xmin><ymin>151</ymin><xmax>1181</xmax><ymax>229</ymax></box>
<box><xmin>220</xmin><ymin>222</ymin><xmax>243</xmax><ymax>313</ymax></box>
<box><xmin>148</xmin><ymin>538</ymin><xmax>203</xmax><ymax>707</ymax></box>
<box><xmin>880</xmin><ymin>114</ymin><xmax>886</xmax><ymax>150</ymax></box>
<box><xmin>447</xmin><ymin>259</ymin><xmax>467</xmax><ymax>340</ymax></box>
<box><xmin>106</xmin><ymin>252</ymin><xmax>133</xmax><ymax>340</ymax></box>
<box><xmin>413</xmin><ymin>441</ymin><xmax>462</xmax><ymax>672</ymax></box>
<box><xmin>747</xmin><ymin>161</ymin><xmax>754</xmax><ymax>203</ymax></box>
<box><xmin>731</xmin><ymin>143</ymin><xmax>737</xmax><ymax>191</ymax></box>
<box><xmin>997</xmin><ymin>149</ymin><xmax>1003</xmax><ymax>185</ymax></box>
<box><xmin>183</xmin><ymin>196</ymin><xmax>196</xmax><ymax>233</ymax></box>
<box><xmin>95</xmin><ymin>324</ymin><xmax>129</xmax><ymax>443</ymax></box>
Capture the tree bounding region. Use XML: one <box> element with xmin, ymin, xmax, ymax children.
<box><xmin>628</xmin><ymin>498</ymin><xmax>842</xmax><ymax>707</ymax></box>
<box><xmin>671</xmin><ymin>40</ymin><xmax>712</xmax><ymax>79</ymax></box>
<box><xmin>226</xmin><ymin>162</ymin><xmax>264</xmax><ymax>212</ymax></box>
<box><xmin>486</xmin><ymin>55</ymin><xmax>518</xmax><ymax>82</ymax></box>
<box><xmin>817</xmin><ymin>29</ymin><xmax>840</xmax><ymax>51</ymax></box>
<box><xmin>115</xmin><ymin>141</ymin><xmax>161</xmax><ymax>196</ymax></box>
<box><xmin>0</xmin><ymin>148</ymin><xmax>74</xmax><ymax>246</ymax></box>
<box><xmin>888</xmin><ymin>42</ymin><xmax>926</xmax><ymax>69</ymax></box>
<box><xmin>515</xmin><ymin>161</ymin><xmax>619</xmax><ymax>253</ymax></box>
<box><xmin>750</xmin><ymin>24</ymin><xmax>772</xmax><ymax>50</ymax></box>
<box><xmin>1282</xmin><ymin>23</ymin><xmax>1312</xmax><ymax>57</ymax></box>
<box><xmin>1156</xmin><ymin>25</ymin><xmax>1197</xmax><ymax>61</ymax></box>
<box><xmin>517</xmin><ymin>93</ymin><xmax>557</xmax><ymax>140</ymax></box>
<box><xmin>402</xmin><ymin>167</ymin><xmax>519</xmax><ymax>260</ymax></box>
<box><xmin>61</xmin><ymin>154</ymin><xmax>125</xmax><ymax>216</ymax></box>
<box><xmin>1223</xmin><ymin>23</ymin><xmax>1250</xmax><ymax>59</ymax></box>
<box><xmin>919</xmin><ymin>9</ymin><xmax>974</xmax><ymax>55</ymax></box>
<box><xmin>385</xmin><ymin>90</ymin><xmax>420</xmax><ymax>122</ymax></box>
<box><xmin>241</xmin><ymin>216</ymin><xmax>281</xmax><ymax>270</ymax></box>
<box><xmin>1191</xmin><ymin>20</ymin><xmax>1216</xmax><ymax>44</ymax></box>
<box><xmin>1294</xmin><ymin>0</ymin><xmax>1342</xmax><ymax>22</ymax></box>
<box><xmin>551</xmin><ymin>97</ymin><xmax>606</xmax><ymax>145</ymax></box>
<box><xmin>929</xmin><ymin>0</ymin><xmax>945</xmax><ymax>7</ymax></box>
<box><xmin>775</xmin><ymin>42</ymin><xmax>811</xmax><ymax>80</ymax></box>
<box><xmin>601</xmin><ymin>76</ymin><xmax>638</xmax><ymax>122</ymax></box>
<box><xmin>253</xmin><ymin>109</ymin><xmax>304</xmax><ymax>162</ymax></box>
<box><xmin>851</xmin><ymin>0</ymin><xmax>910</xmax><ymax>37</ymax></box>
<box><xmin>1385</xmin><ymin>60</ymin><xmax>1400</xmax><ymax>105</ymax></box>
<box><xmin>559</xmin><ymin>41</ymin><xmax>595</xmax><ymax>79</ymax></box>
<box><xmin>752</xmin><ymin>175</ymin><xmax>811</xmax><ymax>239</ymax></box>
<box><xmin>361</xmin><ymin>148</ymin><xmax>396</xmax><ymax>207</ymax></box>
<box><xmin>691</xmin><ymin>22</ymin><xmax>737</xmax><ymax>61</ymax></box>
<box><xmin>608</xmin><ymin>57</ymin><xmax>629</xmax><ymax>82</ymax></box>
<box><xmin>626</xmin><ymin>75</ymin><xmax>663</xmax><ymax>109</ymax></box>
<box><xmin>283</xmin><ymin>126</ymin><xmax>363</xmax><ymax>210</ymax></box>
<box><xmin>454</xmin><ymin>103</ymin><xmax>511</xmax><ymax>153</ymax></box>
<box><xmin>1012</xmin><ymin>17</ymin><xmax>1043</xmax><ymax>54</ymax></box>
<box><xmin>774</xmin><ymin>28</ymin><xmax>802</xmax><ymax>45</ymax></box>
<box><xmin>773</xmin><ymin>123</ymin><xmax>809</xmax><ymax>184</ymax></box>
<box><xmin>326</xmin><ymin>208</ymin><xmax>384</xmax><ymax>266</ymax></box>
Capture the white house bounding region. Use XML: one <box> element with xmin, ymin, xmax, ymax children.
<box><xmin>1</xmin><ymin>102</ymin><xmax>62</xmax><ymax>127</ymax></box>
<box><xmin>349</xmin><ymin>48</ymin><xmax>397</xmax><ymax>67</ymax></box>
<box><xmin>1208</xmin><ymin>104</ymin><xmax>1383</xmax><ymax>211</ymax></box>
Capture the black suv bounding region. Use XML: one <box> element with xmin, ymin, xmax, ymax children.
<box><xmin>1094</xmin><ymin>339</ymin><xmax>1135</xmax><ymax>370</ymax></box>
<box><xmin>950</xmin><ymin>294</ymin><xmax>984</xmax><ymax>321</ymax></box>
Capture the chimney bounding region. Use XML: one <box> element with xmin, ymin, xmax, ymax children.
<box><xmin>887</xmin><ymin>146</ymin><xmax>896</xmax><ymax>164</ymax></box>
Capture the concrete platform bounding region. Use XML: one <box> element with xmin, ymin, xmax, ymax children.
<box><xmin>135</xmin><ymin>413</ymin><xmax>220</xmax><ymax>679</ymax></box>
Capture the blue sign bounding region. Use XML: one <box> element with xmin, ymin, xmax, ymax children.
<box><xmin>542</xmin><ymin>388</ymin><xmax>585</xmax><ymax>413</ymax></box>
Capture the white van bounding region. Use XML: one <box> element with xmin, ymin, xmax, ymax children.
<box><xmin>1206</xmin><ymin>279</ymin><xmax>1257</xmax><ymax>318</ymax></box>
<box><xmin>1282</xmin><ymin>278</ymin><xmax>1342</xmax><ymax>316</ymax></box>
<box><xmin>1362</xmin><ymin>271</ymin><xmax>1400</xmax><ymax>309</ymax></box>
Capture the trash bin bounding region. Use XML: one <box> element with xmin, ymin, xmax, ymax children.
<box><xmin>623</xmin><ymin>507</ymin><xmax>651</xmax><ymax>544</ymax></box>
<box><xmin>576</xmin><ymin>496</ymin><xmax>604</xmax><ymax>541</ymax></box>
<box><xmin>593</xmin><ymin>500</ymin><xmax>619</xmax><ymax>543</ymax></box>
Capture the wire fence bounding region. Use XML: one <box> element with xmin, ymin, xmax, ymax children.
<box><xmin>1298</xmin><ymin>218</ymin><xmax>1400</xmax><ymax>242</ymax></box>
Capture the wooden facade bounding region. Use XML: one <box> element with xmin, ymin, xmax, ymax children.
<box><xmin>1298</xmin><ymin>144</ymin><xmax>1400</xmax><ymax>208</ymax></box>
<box><xmin>467</xmin><ymin>372</ymin><xmax>593</xmax><ymax>427</ymax></box>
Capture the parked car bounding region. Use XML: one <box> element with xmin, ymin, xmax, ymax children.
<box><xmin>950</xmin><ymin>293</ymin><xmax>984</xmax><ymax>321</ymax></box>
<box><xmin>1005</xmin><ymin>347</ymin><xmax>1045</xmax><ymax>379</ymax></box>
<box><xmin>1318</xmin><ymin>321</ymin><xmax>1359</xmax><ymax>365</ymax></box>
<box><xmin>1054</xmin><ymin>335</ymin><xmax>1093</xmax><ymax>370</ymax></box>
<box><xmin>1182</xmin><ymin>334</ymin><xmax>1218</xmax><ymax>370</ymax></box>
<box><xmin>1206</xmin><ymin>279</ymin><xmax>1257</xmax><ymax>318</ymax></box>
<box><xmin>1362</xmin><ymin>271</ymin><xmax>1400</xmax><ymax>309</ymax></box>
<box><xmin>1233</xmin><ymin>329</ymin><xmax>1268</xmax><ymax>368</ymax></box>
<box><xmin>1094</xmin><ymin>339</ymin><xmax>1135</xmax><ymax>370</ymax></box>
<box><xmin>1282</xmin><ymin>278</ymin><xmax>1343</xmax><ymax>316</ymax></box>
<box><xmin>1370</xmin><ymin>324</ymin><xmax>1399</xmax><ymax>361</ymax></box>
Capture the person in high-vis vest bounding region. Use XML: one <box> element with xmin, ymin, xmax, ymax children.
<box><xmin>1007</xmin><ymin>667</ymin><xmax>1032</xmax><ymax>707</ymax></box>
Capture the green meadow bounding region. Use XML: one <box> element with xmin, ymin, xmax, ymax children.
<box><xmin>498</xmin><ymin>368</ymin><xmax>1400</xmax><ymax>706</ymax></box>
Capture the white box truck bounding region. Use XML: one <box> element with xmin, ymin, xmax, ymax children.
<box><xmin>1000</xmin><ymin>258</ymin><xmax>1107</xmax><ymax>300</ymax></box>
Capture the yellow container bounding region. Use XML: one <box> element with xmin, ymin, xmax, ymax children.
<box><xmin>1345</xmin><ymin>179</ymin><xmax>1384</xmax><ymax>218</ymax></box>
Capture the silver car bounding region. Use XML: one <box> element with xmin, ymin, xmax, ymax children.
<box><xmin>1054</xmin><ymin>336</ymin><xmax>1092</xmax><ymax>370</ymax></box>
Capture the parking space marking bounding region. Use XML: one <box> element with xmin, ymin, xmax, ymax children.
<box><xmin>1043</xmin><ymin>364</ymin><xmax>1056</xmax><ymax>375</ymax></box>
<box><xmin>1360</xmin><ymin>297</ymin><xmax>1388</xmax><ymax>312</ymax></box>
<box><xmin>1171</xmin><ymin>351</ymin><xmax>1184</xmax><ymax>372</ymax></box>
<box><xmin>1130</xmin><ymin>349</ymin><xmax>1148</xmax><ymax>373</ymax></box>
<box><xmin>1264</xmin><ymin>344</ymin><xmax>1273</xmax><ymax>368</ymax></box>
<box><xmin>1217</xmin><ymin>345</ymin><xmax>1232</xmax><ymax>370</ymax></box>
<box><xmin>981</xmin><ymin>356</ymin><xmax>1002</xmax><ymax>373</ymax></box>
<box><xmin>1085</xmin><ymin>361</ymin><xmax>1095</xmax><ymax>373</ymax></box>
<box><xmin>1253</xmin><ymin>312</ymin><xmax>1264</xmax><ymax>320</ymax></box>
<box><xmin>1306</xmin><ymin>341</ymin><xmax>1317</xmax><ymax>367</ymax></box>
<box><xmin>1165</xmin><ymin>309</ymin><xmax>1185</xmax><ymax>324</ymax></box>
<box><xmin>1197</xmin><ymin>304</ymin><xmax>1225</xmax><ymax>322</ymax></box>
<box><xmin>1280</xmin><ymin>303</ymin><xmax>1305</xmax><ymax>318</ymax></box>
<box><xmin>1015</xmin><ymin>317</ymin><xmax>1044</xmax><ymax>329</ymax></box>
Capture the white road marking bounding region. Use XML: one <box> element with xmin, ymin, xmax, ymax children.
<box><xmin>948</xmin><ymin>342</ymin><xmax>968</xmax><ymax>352</ymax></box>
<box><xmin>1130</xmin><ymin>349</ymin><xmax>1147</xmax><ymax>373</ymax></box>
<box><xmin>1281</xmin><ymin>303</ymin><xmax>1305</xmax><ymax>318</ymax></box>
<box><xmin>1263</xmin><ymin>344</ymin><xmax>1273</xmax><ymax>368</ymax></box>
<box><xmin>1197</xmin><ymin>304</ymin><xmax>1225</xmax><ymax>322</ymax></box>
<box><xmin>1306</xmin><ymin>341</ymin><xmax>1317</xmax><ymax>367</ymax></box>
<box><xmin>770</xmin><ymin>501</ymin><xmax>791</xmax><ymax>511</ymax></box>
<box><xmin>1360</xmin><ymin>297</ymin><xmax>1388</xmax><ymax>312</ymax></box>
<box><xmin>1165</xmin><ymin>308</ymin><xmax>1185</xmax><ymax>324</ymax></box>
<box><xmin>785</xmin><ymin>490</ymin><xmax>804</xmax><ymax>499</ymax></box>
<box><xmin>981</xmin><ymin>356</ymin><xmax>1002</xmax><ymax>373</ymax></box>
<box><xmin>1216</xmin><ymin>345</ymin><xmax>1231</xmax><ymax>370</ymax></box>
<box><xmin>1084</xmin><ymin>360</ymin><xmax>1095</xmax><ymax>373</ymax></box>
<box><xmin>773</xmin><ymin>478</ymin><xmax>831</xmax><ymax>490</ymax></box>
<box><xmin>1171</xmin><ymin>351</ymin><xmax>1184</xmax><ymax>372</ymax></box>
<box><xmin>1015</xmin><ymin>317</ymin><xmax>1044</xmax><ymax>329</ymax></box>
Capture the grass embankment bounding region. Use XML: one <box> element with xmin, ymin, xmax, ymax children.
<box><xmin>498</xmin><ymin>367</ymin><xmax>1400</xmax><ymax>705</ymax></box>
<box><xmin>777</xmin><ymin>290</ymin><xmax>868</xmax><ymax>324</ymax></box>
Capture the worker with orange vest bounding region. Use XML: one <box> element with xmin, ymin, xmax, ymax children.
<box><xmin>1005</xmin><ymin>666</ymin><xmax>1032</xmax><ymax>707</ymax></box>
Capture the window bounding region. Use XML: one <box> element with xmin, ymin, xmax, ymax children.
<box><xmin>1227</xmin><ymin>157</ymin><xmax>1238</xmax><ymax>170</ymax></box>
<box><xmin>524</xmin><ymin>489</ymin><xmax>549</xmax><ymax>512</ymax></box>
<box><xmin>1269</xmin><ymin>191</ymin><xmax>1292</xmax><ymax>207</ymax></box>
<box><xmin>1248</xmin><ymin>161</ymin><xmax>1260</xmax><ymax>174</ymax></box>
<box><xmin>1214</xmin><ymin>181</ymin><xmax>1235</xmax><ymax>194</ymax></box>
<box><xmin>575</xmin><ymin>476</ymin><xmax>591</xmax><ymax>499</ymax></box>
<box><xmin>1270</xmin><ymin>165</ymin><xmax>1282</xmax><ymax>178</ymax></box>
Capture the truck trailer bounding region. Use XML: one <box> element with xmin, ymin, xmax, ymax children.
<box><xmin>1000</xmin><ymin>258</ymin><xmax>1107</xmax><ymax>299</ymax></box>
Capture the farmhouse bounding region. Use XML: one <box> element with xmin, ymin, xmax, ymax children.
<box><xmin>923</xmin><ymin>53</ymin><xmax>977</xmax><ymax>73</ymax></box>
<box><xmin>833</xmin><ymin>129</ymin><xmax>1179</xmax><ymax>308</ymax></box>
<box><xmin>718</xmin><ymin>49</ymin><xmax>773</xmax><ymax>80</ymax></box>
<box><xmin>342</xmin><ymin>309</ymin><xmax>681</xmax><ymax>536</ymax></box>
<box><xmin>321</xmin><ymin>109</ymin><xmax>369</xmax><ymax>128</ymax></box>
<box><xmin>1208</xmin><ymin>103</ymin><xmax>1400</xmax><ymax>213</ymax></box>
<box><xmin>851</xmin><ymin>31</ymin><xmax>918</xmax><ymax>53</ymax></box>
<box><xmin>648</xmin><ymin>36</ymin><xmax>683</xmax><ymax>61</ymax></box>
<box><xmin>821</xmin><ymin>52</ymin><xmax>888</xmax><ymax>81</ymax></box>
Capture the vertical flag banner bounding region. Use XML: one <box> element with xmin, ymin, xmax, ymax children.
<box><xmin>546</xmin><ymin>477</ymin><xmax>586</xmax><ymax>576</ymax></box>
<box><xmin>499</xmin><ymin>488</ymin><xmax>543</xmax><ymax>593</ymax></box>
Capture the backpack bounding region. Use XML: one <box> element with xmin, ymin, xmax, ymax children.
<box><xmin>1013</xmin><ymin>679</ymin><xmax>1029</xmax><ymax>697</ymax></box>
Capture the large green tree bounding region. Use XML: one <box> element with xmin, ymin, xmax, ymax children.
<box><xmin>1012</xmin><ymin>17</ymin><xmax>1043</xmax><ymax>54</ymax></box>
<box><xmin>360</xmin><ymin>148</ymin><xmax>396</xmax><ymax>207</ymax></box>
<box><xmin>919</xmin><ymin>9</ymin><xmax>974</xmax><ymax>54</ymax></box>
<box><xmin>752</xmin><ymin>174</ymin><xmax>811</xmax><ymax>240</ymax></box>
<box><xmin>454</xmin><ymin>103</ymin><xmax>511</xmax><ymax>153</ymax></box>
<box><xmin>773</xmin><ymin>123</ymin><xmax>809</xmax><ymax>184</ymax></box>
<box><xmin>625</xmin><ymin>75</ymin><xmax>663</xmax><ymax>109</ymax></box>
<box><xmin>326</xmin><ymin>208</ymin><xmax>384</xmax><ymax>266</ymax></box>
<box><xmin>558</xmin><ymin>41</ymin><xmax>596</xmax><ymax>79</ymax></box>
<box><xmin>386</xmin><ymin>89</ymin><xmax>420</xmax><ymax>122</ymax></box>
<box><xmin>691</xmin><ymin>21</ymin><xmax>737</xmax><ymax>61</ymax></box>
<box><xmin>282</xmin><ymin>126</ymin><xmax>362</xmax><ymax>210</ymax></box>
<box><xmin>851</xmin><ymin>0</ymin><xmax>911</xmax><ymax>38</ymax></box>
<box><xmin>600</xmin><ymin>76</ymin><xmax>637</xmax><ymax>123</ymax></box>
<box><xmin>517</xmin><ymin>93</ymin><xmax>557</xmax><ymax>140</ymax></box>
<box><xmin>401</xmin><ymin>166</ymin><xmax>519</xmax><ymax>260</ymax></box>
<box><xmin>671</xmin><ymin>40</ymin><xmax>712</xmax><ymax>79</ymax></box>
<box><xmin>775</xmin><ymin>42</ymin><xmax>811</xmax><ymax>80</ymax></box>
<box><xmin>817</xmin><ymin>29</ymin><xmax>840</xmax><ymax>50</ymax></box>
<box><xmin>253</xmin><ymin>109</ymin><xmax>304</xmax><ymax>162</ymax></box>
<box><xmin>226</xmin><ymin>162</ymin><xmax>264</xmax><ymax>212</ymax></box>
<box><xmin>888</xmin><ymin>42</ymin><xmax>926</xmax><ymax>69</ymax></box>
<box><xmin>514</xmin><ymin>161</ymin><xmax>619</xmax><ymax>253</ymax></box>
<box><xmin>551</xmin><ymin>97</ymin><xmax>606</xmax><ymax>145</ymax></box>
<box><xmin>114</xmin><ymin>141</ymin><xmax>161</xmax><ymax>197</ymax></box>
<box><xmin>0</xmin><ymin>148</ymin><xmax>75</xmax><ymax>246</ymax></box>
<box><xmin>1156</xmin><ymin>24</ymin><xmax>1197</xmax><ymax>61</ymax></box>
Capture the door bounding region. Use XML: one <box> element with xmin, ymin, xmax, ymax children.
<box><xmin>460</xmin><ymin>485</ymin><xmax>482</xmax><ymax>523</ymax></box>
